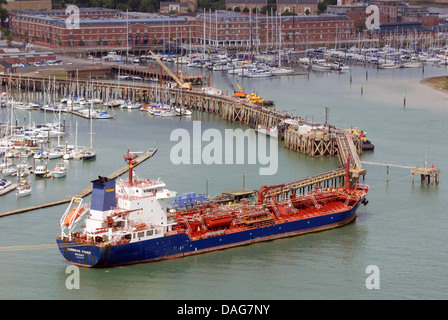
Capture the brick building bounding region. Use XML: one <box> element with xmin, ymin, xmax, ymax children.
<box><xmin>160</xmin><ymin>0</ymin><xmax>197</xmax><ymax>14</ymax></box>
<box><xmin>3</xmin><ymin>0</ymin><xmax>52</xmax><ymax>11</ymax></box>
<box><xmin>10</xmin><ymin>7</ymin><xmax>438</xmax><ymax>50</ymax></box>
<box><xmin>225</xmin><ymin>0</ymin><xmax>267</xmax><ymax>12</ymax></box>
<box><xmin>401</xmin><ymin>5</ymin><xmax>439</xmax><ymax>29</ymax></box>
<box><xmin>277</xmin><ymin>0</ymin><xmax>318</xmax><ymax>16</ymax></box>
<box><xmin>10</xmin><ymin>9</ymin><xmax>356</xmax><ymax>49</ymax></box>
<box><xmin>366</xmin><ymin>21</ymin><xmax>434</xmax><ymax>43</ymax></box>
<box><xmin>0</xmin><ymin>51</ymin><xmax>56</xmax><ymax>64</ymax></box>
<box><xmin>10</xmin><ymin>13</ymin><xmax>190</xmax><ymax>48</ymax></box>
<box><xmin>194</xmin><ymin>11</ymin><xmax>354</xmax><ymax>48</ymax></box>
<box><xmin>327</xmin><ymin>3</ymin><xmax>367</xmax><ymax>30</ymax></box>
<box><xmin>369</xmin><ymin>0</ymin><xmax>404</xmax><ymax>24</ymax></box>
<box><xmin>328</xmin><ymin>1</ymin><xmax>439</xmax><ymax>31</ymax></box>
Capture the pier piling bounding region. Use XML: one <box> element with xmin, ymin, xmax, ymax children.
<box><xmin>411</xmin><ymin>166</ymin><xmax>440</xmax><ymax>185</ymax></box>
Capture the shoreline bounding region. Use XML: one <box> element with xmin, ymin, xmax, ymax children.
<box><xmin>421</xmin><ymin>76</ymin><xmax>448</xmax><ymax>94</ymax></box>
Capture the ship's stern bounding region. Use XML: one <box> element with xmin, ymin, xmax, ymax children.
<box><xmin>56</xmin><ymin>237</ymin><xmax>109</xmax><ymax>267</ymax></box>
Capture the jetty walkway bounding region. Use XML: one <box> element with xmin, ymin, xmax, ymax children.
<box><xmin>0</xmin><ymin>148</ymin><xmax>157</xmax><ymax>218</ymax></box>
<box><xmin>2</xmin><ymin>74</ymin><xmax>365</xmax><ymax>167</ymax></box>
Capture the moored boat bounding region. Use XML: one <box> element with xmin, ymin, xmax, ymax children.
<box><xmin>0</xmin><ymin>178</ymin><xmax>11</xmax><ymax>191</ymax></box>
<box><xmin>378</xmin><ymin>62</ymin><xmax>402</xmax><ymax>69</ymax></box>
<box><xmin>82</xmin><ymin>148</ymin><xmax>96</xmax><ymax>161</ymax></box>
<box><xmin>34</xmin><ymin>163</ymin><xmax>49</xmax><ymax>178</ymax></box>
<box><xmin>51</xmin><ymin>162</ymin><xmax>67</xmax><ymax>178</ymax></box>
<box><xmin>16</xmin><ymin>171</ymin><xmax>31</xmax><ymax>197</ymax></box>
<box><xmin>311</xmin><ymin>59</ymin><xmax>332</xmax><ymax>71</ymax></box>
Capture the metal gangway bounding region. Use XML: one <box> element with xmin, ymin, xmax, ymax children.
<box><xmin>336</xmin><ymin>132</ymin><xmax>362</xmax><ymax>170</ymax></box>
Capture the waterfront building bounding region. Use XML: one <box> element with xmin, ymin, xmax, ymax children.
<box><xmin>0</xmin><ymin>51</ymin><xmax>56</xmax><ymax>65</ymax></box>
<box><xmin>328</xmin><ymin>1</ymin><xmax>439</xmax><ymax>30</ymax></box>
<box><xmin>10</xmin><ymin>13</ymin><xmax>190</xmax><ymax>48</ymax></box>
<box><xmin>366</xmin><ymin>21</ymin><xmax>435</xmax><ymax>46</ymax></box>
<box><xmin>3</xmin><ymin>0</ymin><xmax>52</xmax><ymax>11</ymax></box>
<box><xmin>0</xmin><ymin>60</ymin><xmax>13</xmax><ymax>74</ymax></box>
<box><xmin>277</xmin><ymin>0</ymin><xmax>318</xmax><ymax>16</ymax></box>
<box><xmin>225</xmin><ymin>0</ymin><xmax>267</xmax><ymax>12</ymax></box>
<box><xmin>401</xmin><ymin>5</ymin><xmax>439</xmax><ymax>29</ymax></box>
<box><xmin>160</xmin><ymin>0</ymin><xmax>198</xmax><ymax>14</ymax></box>
<box><xmin>8</xmin><ymin>7</ymin><xmax>439</xmax><ymax>51</ymax></box>
<box><xmin>369</xmin><ymin>0</ymin><xmax>404</xmax><ymax>24</ymax></box>
<box><xmin>327</xmin><ymin>3</ymin><xmax>367</xmax><ymax>30</ymax></box>
<box><xmin>9</xmin><ymin>9</ymin><xmax>355</xmax><ymax>49</ymax></box>
<box><xmin>190</xmin><ymin>11</ymin><xmax>355</xmax><ymax>48</ymax></box>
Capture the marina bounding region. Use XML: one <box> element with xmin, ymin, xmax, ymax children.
<box><xmin>0</xmin><ymin>148</ymin><xmax>157</xmax><ymax>218</ymax></box>
<box><xmin>1</xmin><ymin>45</ymin><xmax>447</xmax><ymax>298</ymax></box>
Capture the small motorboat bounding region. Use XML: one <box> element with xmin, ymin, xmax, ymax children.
<box><xmin>51</xmin><ymin>162</ymin><xmax>67</xmax><ymax>178</ymax></box>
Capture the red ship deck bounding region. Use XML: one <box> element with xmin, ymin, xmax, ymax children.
<box><xmin>172</xmin><ymin>187</ymin><xmax>367</xmax><ymax>240</ymax></box>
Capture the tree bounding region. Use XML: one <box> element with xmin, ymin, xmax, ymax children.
<box><xmin>0</xmin><ymin>0</ymin><xmax>8</xmax><ymax>27</ymax></box>
<box><xmin>6</xmin><ymin>33</ymin><xmax>12</xmax><ymax>46</ymax></box>
<box><xmin>318</xmin><ymin>0</ymin><xmax>337</xmax><ymax>14</ymax></box>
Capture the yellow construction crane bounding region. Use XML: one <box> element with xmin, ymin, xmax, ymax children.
<box><xmin>148</xmin><ymin>50</ymin><xmax>192</xmax><ymax>90</ymax></box>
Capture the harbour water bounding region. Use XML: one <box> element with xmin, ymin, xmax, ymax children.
<box><xmin>1</xmin><ymin>62</ymin><xmax>447</xmax><ymax>300</ymax></box>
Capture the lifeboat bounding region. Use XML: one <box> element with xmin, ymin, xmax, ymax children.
<box><xmin>64</xmin><ymin>206</ymin><xmax>84</xmax><ymax>227</ymax></box>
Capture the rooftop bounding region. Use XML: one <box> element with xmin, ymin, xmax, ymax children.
<box><xmin>196</xmin><ymin>10</ymin><xmax>350</xmax><ymax>22</ymax></box>
<box><xmin>14</xmin><ymin>14</ymin><xmax>188</xmax><ymax>27</ymax></box>
<box><xmin>369</xmin><ymin>21</ymin><xmax>433</xmax><ymax>34</ymax></box>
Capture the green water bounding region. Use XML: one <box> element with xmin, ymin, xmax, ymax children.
<box><xmin>1</xmin><ymin>63</ymin><xmax>447</xmax><ymax>300</ymax></box>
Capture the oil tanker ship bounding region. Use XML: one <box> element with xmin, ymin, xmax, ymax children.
<box><xmin>57</xmin><ymin>150</ymin><xmax>369</xmax><ymax>268</ymax></box>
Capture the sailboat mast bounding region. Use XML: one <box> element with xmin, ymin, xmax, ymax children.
<box><xmin>203</xmin><ymin>8</ymin><xmax>206</xmax><ymax>56</ymax></box>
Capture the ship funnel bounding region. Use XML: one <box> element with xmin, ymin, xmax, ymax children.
<box><xmin>91</xmin><ymin>176</ymin><xmax>116</xmax><ymax>211</ymax></box>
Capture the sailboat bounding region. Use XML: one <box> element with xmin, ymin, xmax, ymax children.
<box><xmin>63</xmin><ymin>122</ymin><xmax>84</xmax><ymax>160</ymax></box>
<box><xmin>16</xmin><ymin>168</ymin><xmax>32</xmax><ymax>197</ymax></box>
<box><xmin>82</xmin><ymin>118</ymin><xmax>96</xmax><ymax>161</ymax></box>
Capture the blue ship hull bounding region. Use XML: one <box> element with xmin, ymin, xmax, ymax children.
<box><xmin>57</xmin><ymin>199</ymin><xmax>364</xmax><ymax>267</ymax></box>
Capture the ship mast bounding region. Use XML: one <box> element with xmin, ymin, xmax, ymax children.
<box><xmin>124</xmin><ymin>149</ymin><xmax>138</xmax><ymax>185</ymax></box>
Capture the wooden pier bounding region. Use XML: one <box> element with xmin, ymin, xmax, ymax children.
<box><xmin>1</xmin><ymin>74</ymin><xmax>290</xmax><ymax>138</ymax></box>
<box><xmin>361</xmin><ymin>161</ymin><xmax>440</xmax><ymax>185</ymax></box>
<box><xmin>284</xmin><ymin>126</ymin><xmax>366</xmax><ymax>180</ymax></box>
<box><xmin>0</xmin><ymin>148</ymin><xmax>157</xmax><ymax>218</ymax></box>
<box><xmin>0</xmin><ymin>183</ymin><xmax>17</xmax><ymax>196</ymax></box>
<box><xmin>411</xmin><ymin>166</ymin><xmax>440</xmax><ymax>185</ymax></box>
<box><xmin>2</xmin><ymin>73</ymin><xmax>367</xmax><ymax>178</ymax></box>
